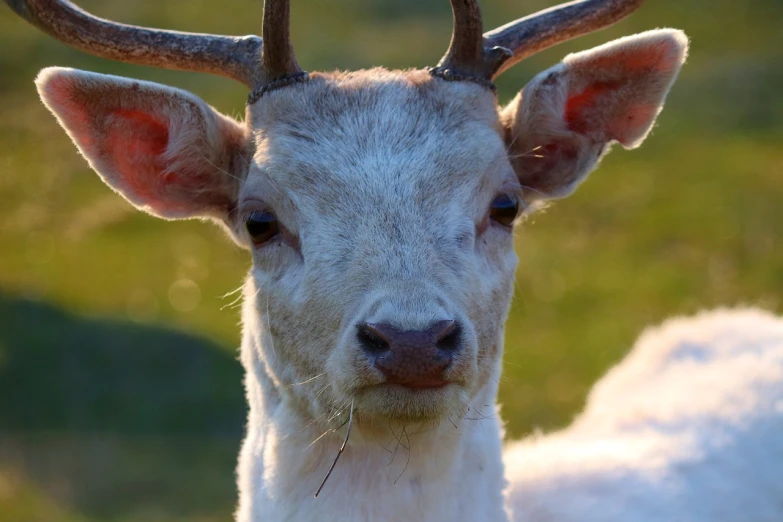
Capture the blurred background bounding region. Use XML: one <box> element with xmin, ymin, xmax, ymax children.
<box><xmin>0</xmin><ymin>0</ymin><xmax>781</xmax><ymax>520</ymax></box>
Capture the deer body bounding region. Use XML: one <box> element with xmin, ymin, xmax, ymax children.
<box><xmin>506</xmin><ymin>308</ymin><xmax>783</xmax><ymax>522</ymax></box>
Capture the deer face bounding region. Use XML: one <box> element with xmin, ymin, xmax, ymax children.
<box><xmin>239</xmin><ymin>70</ymin><xmax>518</xmax><ymax>422</ymax></box>
<box><xmin>17</xmin><ymin>0</ymin><xmax>688</xmax><ymax>426</ymax></box>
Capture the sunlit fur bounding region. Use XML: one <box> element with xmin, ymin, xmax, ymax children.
<box><xmin>505</xmin><ymin>309</ymin><xmax>783</xmax><ymax>522</ymax></box>
<box><xmin>31</xmin><ymin>28</ymin><xmax>758</xmax><ymax>522</ymax></box>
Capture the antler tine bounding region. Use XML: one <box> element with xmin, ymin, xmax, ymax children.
<box><xmin>485</xmin><ymin>0</ymin><xmax>647</xmax><ymax>79</ymax></box>
<box><xmin>260</xmin><ymin>0</ymin><xmax>303</xmax><ymax>83</ymax></box>
<box><xmin>3</xmin><ymin>0</ymin><xmax>264</xmax><ymax>88</ymax></box>
<box><xmin>437</xmin><ymin>0</ymin><xmax>487</xmax><ymax>78</ymax></box>
<box><xmin>432</xmin><ymin>0</ymin><xmax>646</xmax><ymax>83</ymax></box>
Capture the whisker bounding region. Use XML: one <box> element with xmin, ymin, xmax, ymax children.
<box><xmin>235</xmin><ymin>149</ymin><xmax>252</xmax><ymax>169</ymax></box>
<box><xmin>198</xmin><ymin>150</ymin><xmax>244</xmax><ymax>182</ymax></box>
<box><xmin>307</xmin><ymin>415</ymin><xmax>349</xmax><ymax>450</ymax></box>
<box><xmin>220</xmin><ymin>291</ymin><xmax>245</xmax><ymax>311</ymax></box>
<box><xmin>374</xmin><ymin>437</ymin><xmax>394</xmax><ymax>454</ymax></box>
<box><xmin>263</xmin><ymin>290</ymin><xmax>277</xmax><ymax>358</ymax></box>
<box><xmin>507</xmin><ymin>144</ymin><xmax>546</xmax><ymax>160</ymax></box>
<box><xmin>405</xmin><ymin>420</ymin><xmax>441</xmax><ymax>437</ymax></box>
<box><xmin>518</xmin><ymin>184</ymin><xmax>549</xmax><ymax>198</ymax></box>
<box><xmin>505</xmin><ymin>130</ymin><xmax>523</xmax><ymax>154</ymax></box>
<box><xmin>393</xmin><ymin>425</ymin><xmax>412</xmax><ymax>485</ymax></box>
<box><xmin>387</xmin><ymin>421</ymin><xmax>403</xmax><ymax>467</ymax></box>
<box><xmin>287</xmin><ymin>373</ymin><xmax>326</xmax><ymax>388</ymax></box>
<box><xmin>315</xmin><ymin>383</ymin><xmax>333</xmax><ymax>399</ymax></box>
<box><xmin>219</xmin><ymin>283</ymin><xmax>245</xmax><ymax>300</ymax></box>
<box><xmin>327</xmin><ymin>403</ymin><xmax>348</xmax><ymax>423</ymax></box>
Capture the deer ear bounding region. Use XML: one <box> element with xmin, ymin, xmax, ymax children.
<box><xmin>36</xmin><ymin>67</ymin><xmax>248</xmax><ymax>220</ymax></box>
<box><xmin>501</xmin><ymin>29</ymin><xmax>688</xmax><ymax>202</ymax></box>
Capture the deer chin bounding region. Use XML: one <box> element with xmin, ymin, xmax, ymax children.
<box><xmin>351</xmin><ymin>381</ymin><xmax>471</xmax><ymax>423</ymax></box>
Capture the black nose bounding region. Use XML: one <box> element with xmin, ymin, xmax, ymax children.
<box><xmin>356</xmin><ymin>320</ymin><xmax>462</xmax><ymax>385</ymax></box>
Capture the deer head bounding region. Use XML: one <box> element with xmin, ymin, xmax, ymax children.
<box><xmin>8</xmin><ymin>0</ymin><xmax>688</xmax><ymax>428</ymax></box>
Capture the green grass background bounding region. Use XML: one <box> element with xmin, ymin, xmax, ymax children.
<box><xmin>0</xmin><ymin>0</ymin><xmax>781</xmax><ymax>520</ymax></box>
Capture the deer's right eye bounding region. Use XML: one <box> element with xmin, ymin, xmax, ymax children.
<box><xmin>246</xmin><ymin>211</ymin><xmax>279</xmax><ymax>246</ymax></box>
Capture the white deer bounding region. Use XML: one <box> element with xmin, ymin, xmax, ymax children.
<box><xmin>6</xmin><ymin>0</ymin><xmax>782</xmax><ymax>521</ymax></box>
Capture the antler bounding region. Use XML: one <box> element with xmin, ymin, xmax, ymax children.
<box><xmin>6</xmin><ymin>0</ymin><xmax>645</xmax><ymax>89</ymax></box>
<box><xmin>260</xmin><ymin>0</ymin><xmax>303</xmax><ymax>83</ymax></box>
<box><xmin>437</xmin><ymin>0</ymin><xmax>491</xmax><ymax>79</ymax></box>
<box><xmin>3</xmin><ymin>0</ymin><xmax>304</xmax><ymax>90</ymax></box>
<box><xmin>436</xmin><ymin>0</ymin><xmax>647</xmax><ymax>81</ymax></box>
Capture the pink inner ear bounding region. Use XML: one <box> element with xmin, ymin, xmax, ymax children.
<box><xmin>110</xmin><ymin>109</ymin><xmax>169</xmax><ymax>156</ymax></box>
<box><xmin>609</xmin><ymin>103</ymin><xmax>657</xmax><ymax>142</ymax></box>
<box><xmin>564</xmin><ymin>80</ymin><xmax>621</xmax><ymax>135</ymax></box>
<box><xmin>104</xmin><ymin>108</ymin><xmax>175</xmax><ymax>209</ymax></box>
<box><xmin>565</xmin><ymin>82</ymin><xmax>658</xmax><ymax>144</ymax></box>
<box><xmin>103</xmin><ymin>107</ymin><xmax>231</xmax><ymax>215</ymax></box>
<box><xmin>563</xmin><ymin>39</ymin><xmax>680</xmax><ymax>145</ymax></box>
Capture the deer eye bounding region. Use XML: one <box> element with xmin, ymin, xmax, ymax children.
<box><xmin>246</xmin><ymin>211</ymin><xmax>279</xmax><ymax>246</ymax></box>
<box><xmin>490</xmin><ymin>194</ymin><xmax>520</xmax><ymax>228</ymax></box>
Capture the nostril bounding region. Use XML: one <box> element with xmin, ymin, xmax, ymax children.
<box><xmin>356</xmin><ymin>323</ymin><xmax>391</xmax><ymax>354</ymax></box>
<box><xmin>436</xmin><ymin>321</ymin><xmax>461</xmax><ymax>352</ymax></box>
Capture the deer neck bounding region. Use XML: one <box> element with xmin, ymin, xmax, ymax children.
<box><xmin>235</xmin><ymin>302</ymin><xmax>510</xmax><ymax>522</ymax></box>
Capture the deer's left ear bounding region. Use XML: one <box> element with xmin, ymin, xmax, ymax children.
<box><xmin>501</xmin><ymin>29</ymin><xmax>688</xmax><ymax>203</ymax></box>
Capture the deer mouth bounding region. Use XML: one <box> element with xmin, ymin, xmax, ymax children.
<box><xmin>352</xmin><ymin>380</ymin><xmax>467</xmax><ymax>422</ymax></box>
<box><xmin>383</xmin><ymin>379</ymin><xmax>451</xmax><ymax>389</ymax></box>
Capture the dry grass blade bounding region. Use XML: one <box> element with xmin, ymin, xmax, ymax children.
<box><xmin>314</xmin><ymin>398</ymin><xmax>354</xmax><ymax>498</ymax></box>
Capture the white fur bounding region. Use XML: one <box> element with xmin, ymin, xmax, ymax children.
<box><xmin>505</xmin><ymin>308</ymin><xmax>783</xmax><ymax>521</ymax></box>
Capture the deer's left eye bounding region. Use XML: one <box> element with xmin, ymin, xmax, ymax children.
<box><xmin>490</xmin><ymin>194</ymin><xmax>520</xmax><ymax>228</ymax></box>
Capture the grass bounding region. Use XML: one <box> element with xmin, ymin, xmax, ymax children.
<box><xmin>0</xmin><ymin>0</ymin><xmax>781</xmax><ymax>520</ymax></box>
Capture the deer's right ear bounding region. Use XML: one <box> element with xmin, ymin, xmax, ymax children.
<box><xmin>36</xmin><ymin>67</ymin><xmax>249</xmax><ymax>220</ymax></box>
<box><xmin>501</xmin><ymin>30</ymin><xmax>688</xmax><ymax>204</ymax></box>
